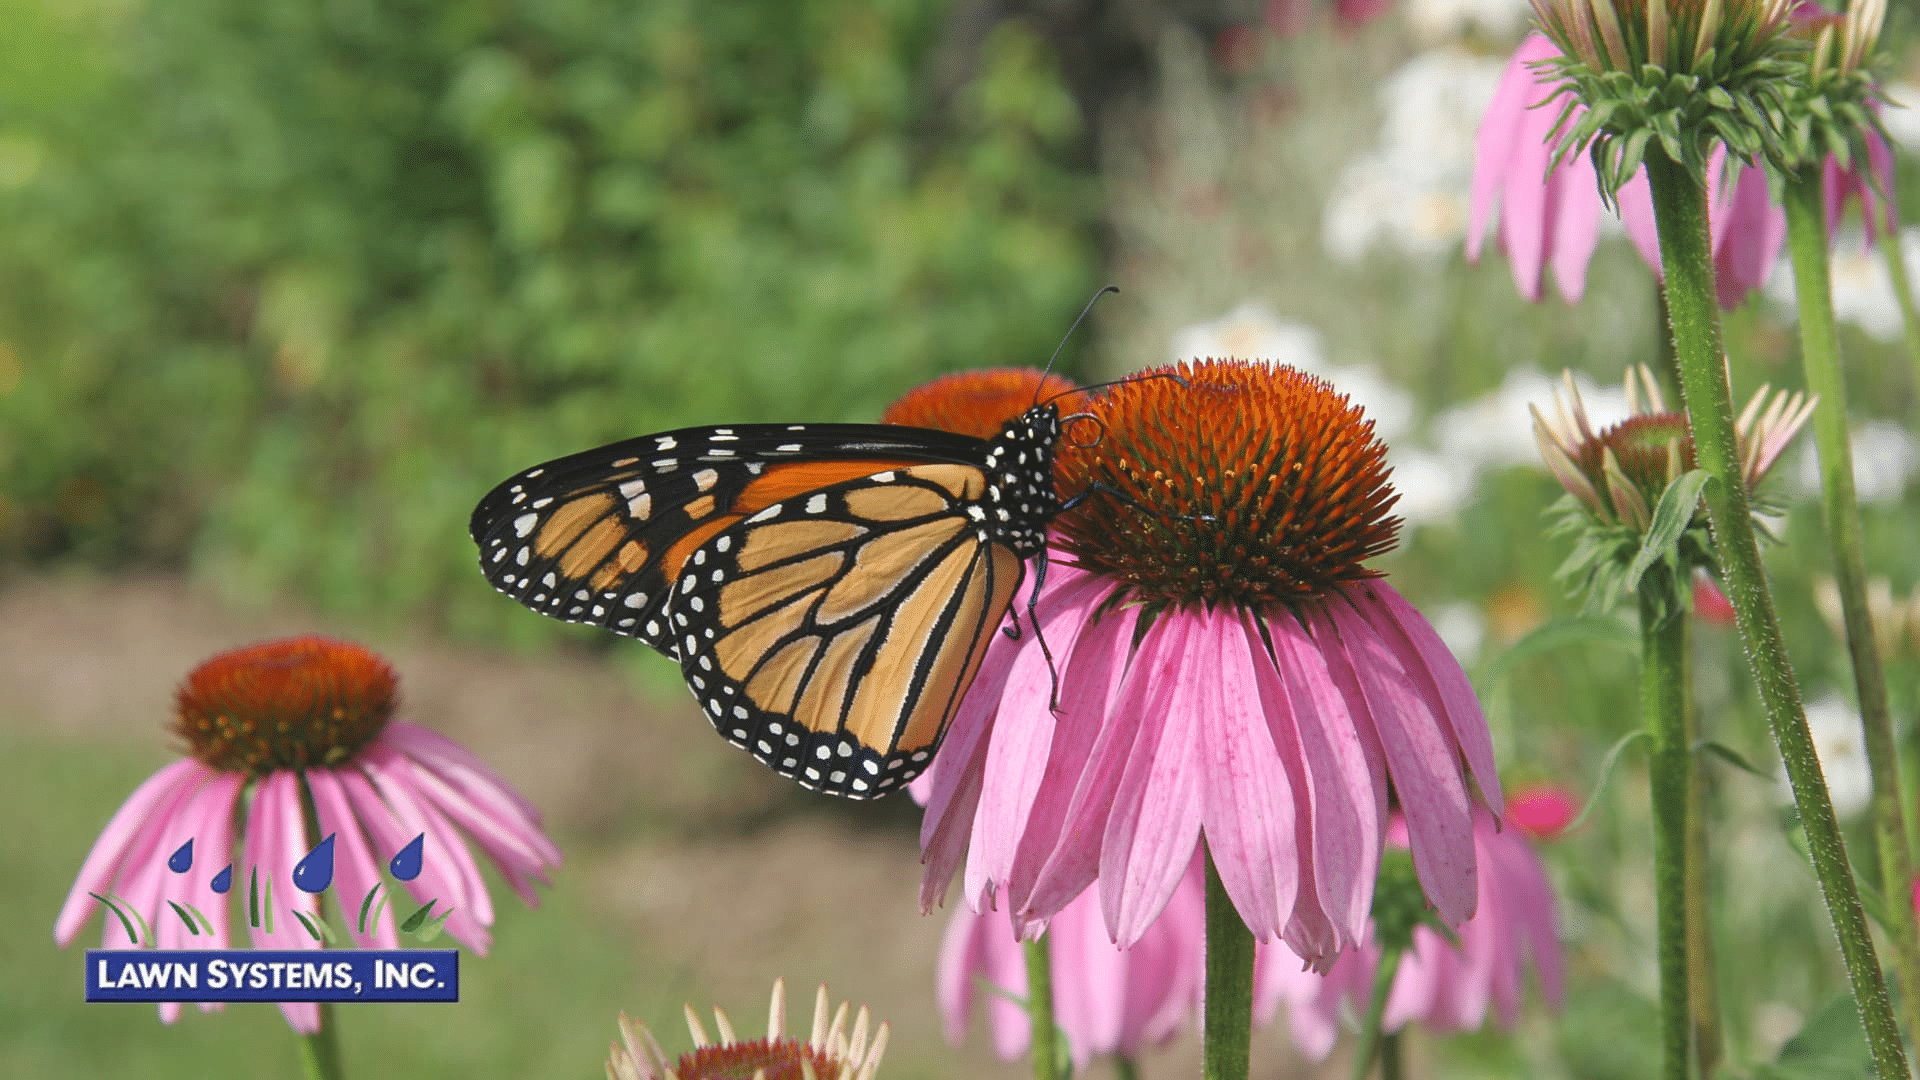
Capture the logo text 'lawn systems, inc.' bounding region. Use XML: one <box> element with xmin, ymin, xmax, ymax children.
<box><xmin>84</xmin><ymin>832</ymin><xmax>459</xmax><ymax>1005</ymax></box>
<box><xmin>86</xmin><ymin>949</ymin><xmax>457</xmax><ymax>1003</ymax></box>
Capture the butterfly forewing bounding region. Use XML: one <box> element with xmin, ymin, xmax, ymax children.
<box><xmin>665</xmin><ymin>464</ymin><xmax>1026</xmax><ymax>797</ymax></box>
<box><xmin>469</xmin><ymin>422</ymin><xmax>989</xmax><ymax>652</ymax></box>
<box><xmin>469</xmin><ymin>403</ymin><xmax>1067</xmax><ymax>799</ymax></box>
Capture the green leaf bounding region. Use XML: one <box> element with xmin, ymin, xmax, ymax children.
<box><xmin>165</xmin><ymin>900</ymin><xmax>202</xmax><ymax>936</ymax></box>
<box><xmin>1626</xmin><ymin>470</ymin><xmax>1712</xmax><ymax>590</ymax></box>
<box><xmin>1479</xmin><ymin>614</ymin><xmax>1637</xmax><ymax>690</ymax></box>
<box><xmin>400</xmin><ymin>900</ymin><xmax>440</xmax><ymax>935</ymax></box>
<box><xmin>89</xmin><ymin>892</ymin><xmax>144</xmax><ymax>947</ymax></box>
<box><xmin>1565</xmin><ymin>730</ymin><xmax>1653</xmax><ymax>833</ymax></box>
<box><xmin>357</xmin><ymin>882</ymin><xmax>383</xmax><ymax>936</ymax></box>
<box><xmin>1692</xmin><ymin>738</ymin><xmax>1772</xmax><ymax>779</ymax></box>
<box><xmin>1754</xmin><ymin>993</ymin><xmax>1873</xmax><ymax>1079</ymax></box>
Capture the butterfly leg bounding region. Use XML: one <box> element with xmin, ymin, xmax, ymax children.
<box><xmin>1027</xmin><ymin>546</ymin><xmax>1065</xmax><ymax>714</ymax></box>
<box><xmin>1001</xmin><ymin>606</ymin><xmax>1024</xmax><ymax>641</ymax></box>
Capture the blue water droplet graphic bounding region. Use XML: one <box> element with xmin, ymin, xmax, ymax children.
<box><xmin>389</xmin><ymin>833</ymin><xmax>424</xmax><ymax>881</ymax></box>
<box><xmin>167</xmin><ymin>840</ymin><xmax>193</xmax><ymax>873</ymax></box>
<box><xmin>292</xmin><ymin>834</ymin><xmax>337</xmax><ymax>893</ymax></box>
<box><xmin>211</xmin><ymin>864</ymin><xmax>233</xmax><ymax>894</ymax></box>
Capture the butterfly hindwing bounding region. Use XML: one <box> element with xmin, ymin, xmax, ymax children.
<box><xmin>469</xmin><ymin>422</ymin><xmax>990</xmax><ymax>653</ymax></box>
<box><xmin>666</xmin><ymin>463</ymin><xmax>1026</xmax><ymax>797</ymax></box>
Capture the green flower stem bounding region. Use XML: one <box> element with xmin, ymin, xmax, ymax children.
<box><xmin>1640</xmin><ymin>584</ymin><xmax>1693</xmax><ymax>1080</ymax></box>
<box><xmin>1115</xmin><ymin>1054</ymin><xmax>1140</xmax><ymax>1080</ymax></box>
<box><xmin>1679</xmin><ymin>611</ymin><xmax>1723</xmax><ymax>1079</ymax></box>
<box><xmin>1785</xmin><ymin>172</ymin><xmax>1920</xmax><ymax>1044</ymax></box>
<box><xmin>1349</xmin><ymin>944</ymin><xmax>1404</xmax><ymax>1080</ymax></box>
<box><xmin>1380</xmin><ymin>1032</ymin><xmax>1405</xmax><ymax>1080</ymax></box>
<box><xmin>1203</xmin><ymin>849</ymin><xmax>1255</xmax><ymax>1080</ymax></box>
<box><xmin>1024</xmin><ymin>937</ymin><xmax>1059</xmax><ymax>1080</ymax></box>
<box><xmin>1645</xmin><ymin>147</ymin><xmax>1909</xmax><ymax>1080</ymax></box>
<box><xmin>296</xmin><ymin>1003</ymin><xmax>343</xmax><ymax>1080</ymax></box>
<box><xmin>1876</xmin><ymin>219</ymin><xmax>1920</xmax><ymax>408</ymax></box>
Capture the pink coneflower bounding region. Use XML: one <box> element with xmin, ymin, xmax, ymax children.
<box><xmin>608</xmin><ymin>979</ymin><xmax>890</xmax><ymax>1080</ymax></box>
<box><xmin>1266</xmin><ymin>807</ymin><xmax>1566</xmax><ymax>1059</ymax></box>
<box><xmin>912</xmin><ymin>360</ymin><xmax>1501</xmax><ymax>969</ymax></box>
<box><xmin>53</xmin><ymin>635</ymin><xmax>560</xmax><ymax>1033</ymax></box>
<box><xmin>1469</xmin><ymin>33</ymin><xmax>1785</xmax><ymax>307</ymax></box>
<box><xmin>937</xmin><ymin>860</ymin><xmax>1204</xmax><ymax>1069</ymax></box>
<box><xmin>882</xmin><ymin>367</ymin><xmax>1083</xmax><ymax>439</ymax></box>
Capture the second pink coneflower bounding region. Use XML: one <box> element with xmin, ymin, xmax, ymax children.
<box><xmin>53</xmin><ymin>635</ymin><xmax>561</xmax><ymax>1033</ymax></box>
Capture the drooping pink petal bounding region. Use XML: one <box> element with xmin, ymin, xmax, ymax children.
<box><xmin>1318</xmin><ymin>599</ymin><xmax>1477</xmax><ymax>927</ymax></box>
<box><xmin>1352</xmin><ymin>581</ymin><xmax>1503</xmax><ymax>814</ymax></box>
<box><xmin>244</xmin><ymin>771</ymin><xmax>323</xmax><ymax>1034</ymax></box>
<box><xmin>100</xmin><ymin>767</ymin><xmax>219</xmax><ymax>950</ymax></box>
<box><xmin>381</xmin><ymin>721</ymin><xmax>546</xmax><ymax>824</ymax></box>
<box><xmin>1004</xmin><ymin>596</ymin><xmax>1139</xmax><ymax>926</ymax></box>
<box><xmin>54</xmin><ymin>759</ymin><xmax>209</xmax><ymax>945</ymax></box>
<box><xmin>1015</xmin><ymin>604</ymin><xmax>1153</xmax><ymax>923</ymax></box>
<box><xmin>1468</xmin><ymin>35</ymin><xmax>1555</xmax><ymax>262</ymax></box>
<box><xmin>1194</xmin><ymin>610</ymin><xmax>1298</xmax><ymax>941</ymax></box>
<box><xmin>1264</xmin><ymin>609</ymin><xmax>1384</xmax><ymax>960</ymax></box>
<box><xmin>966</xmin><ymin>573</ymin><xmax>1109</xmax><ymax>909</ymax></box>
<box><xmin>935</xmin><ymin>906</ymin><xmax>985</xmax><ymax>1046</ymax></box>
<box><xmin>387</xmin><ymin>746</ymin><xmax>555</xmax><ymax>904</ymax></box>
<box><xmin>1713</xmin><ymin>160</ymin><xmax>1787</xmax><ymax>308</ymax></box>
<box><xmin>921</xmin><ymin>625</ymin><xmax>1027</xmax><ymax>913</ymax></box>
<box><xmin>1099</xmin><ymin>615</ymin><xmax>1208</xmax><ymax>946</ymax></box>
<box><xmin>153</xmin><ymin>771</ymin><xmax>242</xmax><ymax>1022</ymax></box>
<box><xmin>1545</xmin><ymin>150</ymin><xmax>1603</xmax><ymax>301</ymax></box>
<box><xmin>353</xmin><ymin>749</ymin><xmax>494</xmax><ymax>949</ymax></box>
<box><xmin>307</xmin><ymin>768</ymin><xmax>400</xmax><ymax>948</ymax></box>
<box><xmin>337</xmin><ymin>767</ymin><xmax>489</xmax><ymax>953</ymax></box>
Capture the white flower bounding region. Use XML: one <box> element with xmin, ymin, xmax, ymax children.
<box><xmin>1323</xmin><ymin>48</ymin><xmax>1504</xmax><ymax>261</ymax></box>
<box><xmin>1789</xmin><ymin>420</ymin><xmax>1919</xmax><ymax>504</ymax></box>
<box><xmin>1879</xmin><ymin>83</ymin><xmax>1920</xmax><ymax>153</ymax></box>
<box><xmin>1170</xmin><ymin>302</ymin><xmax>1326</xmax><ymax>370</ymax></box>
<box><xmin>1765</xmin><ymin>226</ymin><xmax>1920</xmax><ymax>344</ymax></box>
<box><xmin>1387</xmin><ymin>447</ymin><xmax>1479</xmax><ymax>525</ymax></box>
<box><xmin>1404</xmin><ymin>0</ymin><xmax>1535</xmax><ymax>42</ymax></box>
<box><xmin>1443</xmin><ymin>368</ymin><xmax>1628</xmax><ymax>470</ymax></box>
<box><xmin>1780</xmin><ymin>694</ymin><xmax>1873</xmax><ymax>818</ymax></box>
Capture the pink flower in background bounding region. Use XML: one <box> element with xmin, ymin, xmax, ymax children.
<box><xmin>1507</xmin><ymin>783</ymin><xmax>1580</xmax><ymax>840</ymax></box>
<box><xmin>1694</xmin><ymin>572</ymin><xmax>1739</xmax><ymax>627</ymax></box>
<box><xmin>908</xmin><ymin>362</ymin><xmax>1501</xmax><ymax>970</ymax></box>
<box><xmin>1266</xmin><ymin>808</ymin><xmax>1566</xmax><ymax>1059</ymax></box>
<box><xmin>1470</xmin><ymin>34</ymin><xmax>1785</xmax><ymax>307</ymax></box>
<box><xmin>53</xmin><ymin>636</ymin><xmax>560</xmax><ymax>1033</ymax></box>
<box><xmin>937</xmin><ymin>861</ymin><xmax>1204</xmax><ymax>1069</ymax></box>
<box><xmin>1825</xmin><ymin>126</ymin><xmax>1899</xmax><ymax>243</ymax></box>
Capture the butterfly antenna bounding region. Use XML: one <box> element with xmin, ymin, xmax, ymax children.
<box><xmin>1034</xmin><ymin>285</ymin><xmax>1120</xmax><ymax>405</ymax></box>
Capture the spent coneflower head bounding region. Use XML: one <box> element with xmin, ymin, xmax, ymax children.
<box><xmin>608</xmin><ymin>980</ymin><xmax>889</xmax><ymax>1080</ymax></box>
<box><xmin>882</xmin><ymin>368</ymin><xmax>1083</xmax><ymax>440</ymax></box>
<box><xmin>913</xmin><ymin>360</ymin><xmax>1500</xmax><ymax>970</ymax></box>
<box><xmin>54</xmin><ymin>635</ymin><xmax>560</xmax><ymax>1034</ymax></box>
<box><xmin>1533</xmin><ymin>366</ymin><xmax>1812</xmax><ymax>611</ymax></box>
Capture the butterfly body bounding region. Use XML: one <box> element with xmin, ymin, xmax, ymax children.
<box><xmin>470</xmin><ymin>403</ymin><xmax>1065</xmax><ymax>797</ymax></box>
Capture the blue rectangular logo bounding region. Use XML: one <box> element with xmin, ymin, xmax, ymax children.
<box><xmin>85</xmin><ymin>949</ymin><xmax>458</xmax><ymax>1003</ymax></box>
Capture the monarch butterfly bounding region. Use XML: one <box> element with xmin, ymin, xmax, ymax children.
<box><xmin>468</xmin><ymin>399</ymin><xmax>1071</xmax><ymax>799</ymax></box>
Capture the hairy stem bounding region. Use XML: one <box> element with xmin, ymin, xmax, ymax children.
<box><xmin>1785</xmin><ymin>172</ymin><xmax>1920</xmax><ymax>1044</ymax></box>
<box><xmin>1646</xmin><ymin>147</ymin><xmax>1908</xmax><ymax>1079</ymax></box>
<box><xmin>1350</xmin><ymin>945</ymin><xmax>1404</xmax><ymax>1080</ymax></box>
<box><xmin>1642</xmin><ymin>586</ymin><xmax>1693</xmax><ymax>1080</ymax></box>
<box><xmin>1678</xmin><ymin>612</ymin><xmax>1723</xmax><ymax>1078</ymax></box>
<box><xmin>1204</xmin><ymin>850</ymin><xmax>1255</xmax><ymax>1080</ymax></box>
<box><xmin>296</xmin><ymin>1004</ymin><xmax>342</xmax><ymax>1080</ymax></box>
<box><xmin>1024</xmin><ymin>937</ymin><xmax>1058</xmax><ymax>1080</ymax></box>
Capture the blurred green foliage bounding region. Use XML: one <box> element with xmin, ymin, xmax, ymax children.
<box><xmin>0</xmin><ymin>0</ymin><xmax>1099</xmax><ymax>640</ymax></box>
